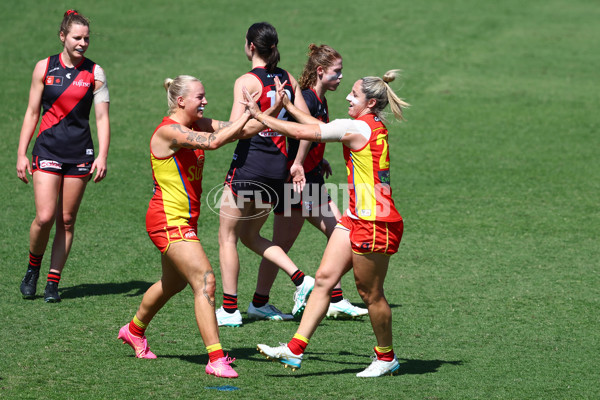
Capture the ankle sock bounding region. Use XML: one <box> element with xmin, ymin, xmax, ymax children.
<box><xmin>252</xmin><ymin>292</ymin><xmax>269</xmax><ymax>308</ymax></box>
<box><xmin>129</xmin><ymin>315</ymin><xmax>147</xmax><ymax>337</ymax></box>
<box><xmin>47</xmin><ymin>271</ymin><xmax>61</xmax><ymax>285</ymax></box>
<box><xmin>291</xmin><ymin>270</ymin><xmax>305</xmax><ymax>286</ymax></box>
<box><xmin>223</xmin><ymin>293</ymin><xmax>238</xmax><ymax>313</ymax></box>
<box><xmin>287</xmin><ymin>333</ymin><xmax>309</xmax><ymax>355</ymax></box>
<box><xmin>28</xmin><ymin>251</ymin><xmax>43</xmax><ymax>271</ymax></box>
<box><xmin>374</xmin><ymin>345</ymin><xmax>395</xmax><ymax>361</ymax></box>
<box><xmin>206</xmin><ymin>343</ymin><xmax>225</xmax><ymax>362</ymax></box>
<box><xmin>330</xmin><ymin>288</ymin><xmax>343</xmax><ymax>303</ymax></box>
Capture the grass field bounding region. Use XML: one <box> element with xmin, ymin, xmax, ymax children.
<box><xmin>1</xmin><ymin>0</ymin><xmax>599</xmax><ymax>399</ymax></box>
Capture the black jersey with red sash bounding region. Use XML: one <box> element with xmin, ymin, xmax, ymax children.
<box><xmin>32</xmin><ymin>53</ymin><xmax>97</xmax><ymax>163</ymax></box>
<box><xmin>287</xmin><ymin>88</ymin><xmax>328</xmax><ymax>174</ymax></box>
<box><xmin>229</xmin><ymin>67</ymin><xmax>295</xmax><ymax>180</ymax></box>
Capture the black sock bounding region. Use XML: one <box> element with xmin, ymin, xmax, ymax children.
<box><xmin>252</xmin><ymin>292</ymin><xmax>269</xmax><ymax>308</ymax></box>
<box><xmin>291</xmin><ymin>270</ymin><xmax>305</xmax><ymax>286</ymax></box>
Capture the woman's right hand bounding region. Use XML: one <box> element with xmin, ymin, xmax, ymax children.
<box><xmin>16</xmin><ymin>154</ymin><xmax>32</xmax><ymax>183</ymax></box>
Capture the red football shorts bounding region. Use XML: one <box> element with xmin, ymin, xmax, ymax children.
<box><xmin>147</xmin><ymin>225</ymin><xmax>199</xmax><ymax>254</ymax></box>
<box><xmin>338</xmin><ymin>214</ymin><xmax>403</xmax><ymax>255</ymax></box>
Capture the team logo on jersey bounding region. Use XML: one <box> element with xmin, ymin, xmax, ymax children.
<box><xmin>45</xmin><ymin>76</ymin><xmax>63</xmax><ymax>86</ymax></box>
<box><xmin>196</xmin><ymin>154</ymin><xmax>205</xmax><ymax>167</ymax></box>
<box><xmin>359</xmin><ymin>209</ymin><xmax>372</xmax><ymax>217</ymax></box>
<box><xmin>66</xmin><ymin>73</ymin><xmax>72</xmax><ymax>79</ymax></box>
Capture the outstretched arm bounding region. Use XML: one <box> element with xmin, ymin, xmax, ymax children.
<box><xmin>243</xmin><ymin>87</ymin><xmax>370</xmax><ymax>150</ymax></box>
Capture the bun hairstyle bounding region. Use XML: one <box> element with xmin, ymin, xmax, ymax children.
<box><xmin>246</xmin><ymin>22</ymin><xmax>280</xmax><ymax>72</ymax></box>
<box><xmin>164</xmin><ymin>75</ymin><xmax>201</xmax><ymax>114</ymax></box>
<box><xmin>361</xmin><ymin>69</ymin><xmax>410</xmax><ymax>122</ymax></box>
<box><xmin>59</xmin><ymin>9</ymin><xmax>90</xmax><ymax>39</ymax></box>
<box><xmin>299</xmin><ymin>44</ymin><xmax>342</xmax><ymax>90</ymax></box>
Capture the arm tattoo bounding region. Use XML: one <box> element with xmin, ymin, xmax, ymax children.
<box><xmin>170</xmin><ymin>123</ymin><xmax>216</xmax><ymax>149</ymax></box>
<box><xmin>203</xmin><ymin>271</ymin><xmax>215</xmax><ymax>307</ymax></box>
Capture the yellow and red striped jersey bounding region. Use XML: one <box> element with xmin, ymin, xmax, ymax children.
<box><xmin>343</xmin><ymin>113</ymin><xmax>402</xmax><ymax>222</ymax></box>
<box><xmin>146</xmin><ymin>117</ymin><xmax>205</xmax><ymax>232</ymax></box>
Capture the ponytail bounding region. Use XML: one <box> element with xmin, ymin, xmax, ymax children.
<box><xmin>246</xmin><ymin>22</ymin><xmax>280</xmax><ymax>72</ymax></box>
<box><xmin>299</xmin><ymin>44</ymin><xmax>342</xmax><ymax>90</ymax></box>
<box><xmin>361</xmin><ymin>69</ymin><xmax>410</xmax><ymax>122</ymax></box>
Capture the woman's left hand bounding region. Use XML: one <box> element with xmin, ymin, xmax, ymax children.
<box><xmin>290</xmin><ymin>163</ymin><xmax>306</xmax><ymax>193</ymax></box>
<box><xmin>241</xmin><ymin>87</ymin><xmax>261</xmax><ymax>118</ymax></box>
<box><xmin>91</xmin><ymin>156</ymin><xmax>107</xmax><ymax>183</ymax></box>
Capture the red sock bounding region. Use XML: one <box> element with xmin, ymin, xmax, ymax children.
<box><xmin>223</xmin><ymin>293</ymin><xmax>238</xmax><ymax>313</ymax></box>
<box><xmin>207</xmin><ymin>344</ymin><xmax>225</xmax><ymax>362</ymax></box>
<box><xmin>374</xmin><ymin>346</ymin><xmax>395</xmax><ymax>362</ymax></box>
<box><xmin>47</xmin><ymin>271</ymin><xmax>61</xmax><ymax>284</ymax></box>
<box><xmin>287</xmin><ymin>335</ymin><xmax>309</xmax><ymax>355</ymax></box>
<box><xmin>129</xmin><ymin>319</ymin><xmax>145</xmax><ymax>337</ymax></box>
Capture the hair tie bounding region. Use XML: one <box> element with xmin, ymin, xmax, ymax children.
<box><xmin>66</xmin><ymin>10</ymin><xmax>79</xmax><ymax>16</ymax></box>
<box><xmin>270</xmin><ymin>44</ymin><xmax>276</xmax><ymax>49</ymax></box>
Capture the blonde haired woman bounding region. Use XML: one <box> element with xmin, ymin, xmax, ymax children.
<box><xmin>251</xmin><ymin>70</ymin><xmax>410</xmax><ymax>377</ymax></box>
<box><xmin>118</xmin><ymin>75</ymin><xmax>259</xmax><ymax>378</ymax></box>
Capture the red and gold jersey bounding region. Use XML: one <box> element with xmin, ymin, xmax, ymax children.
<box><xmin>343</xmin><ymin>113</ymin><xmax>402</xmax><ymax>222</ymax></box>
<box><xmin>146</xmin><ymin>117</ymin><xmax>206</xmax><ymax>232</ymax></box>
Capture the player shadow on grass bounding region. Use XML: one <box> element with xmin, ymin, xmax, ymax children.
<box><xmin>254</xmin><ymin>349</ymin><xmax>463</xmax><ymax>378</ymax></box>
<box><xmin>58</xmin><ymin>280</ymin><xmax>152</xmax><ymax>299</ymax></box>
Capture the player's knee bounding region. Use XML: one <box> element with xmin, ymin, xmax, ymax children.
<box><xmin>34</xmin><ymin>212</ymin><xmax>56</xmax><ymax>229</ymax></box>
<box><xmin>191</xmin><ymin>270</ymin><xmax>216</xmax><ymax>298</ymax></box>
<box><xmin>355</xmin><ymin>284</ymin><xmax>384</xmax><ymax>306</ymax></box>
<box><xmin>314</xmin><ymin>270</ymin><xmax>337</xmax><ymax>290</ymax></box>
<box><xmin>58</xmin><ymin>212</ymin><xmax>78</xmax><ymax>232</ymax></box>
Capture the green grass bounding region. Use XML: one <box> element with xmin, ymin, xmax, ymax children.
<box><xmin>1</xmin><ymin>0</ymin><xmax>599</xmax><ymax>398</ymax></box>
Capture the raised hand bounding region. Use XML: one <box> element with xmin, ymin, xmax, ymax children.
<box><xmin>241</xmin><ymin>86</ymin><xmax>262</xmax><ymax>118</ymax></box>
<box><xmin>274</xmin><ymin>76</ymin><xmax>290</xmax><ymax>108</ymax></box>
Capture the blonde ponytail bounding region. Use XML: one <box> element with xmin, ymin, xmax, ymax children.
<box><xmin>361</xmin><ymin>69</ymin><xmax>410</xmax><ymax>122</ymax></box>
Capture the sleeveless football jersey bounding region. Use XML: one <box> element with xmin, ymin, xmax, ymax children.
<box><xmin>32</xmin><ymin>53</ymin><xmax>97</xmax><ymax>163</ymax></box>
<box><xmin>146</xmin><ymin>117</ymin><xmax>206</xmax><ymax>232</ymax></box>
<box><xmin>229</xmin><ymin>67</ymin><xmax>295</xmax><ymax>179</ymax></box>
<box><xmin>287</xmin><ymin>88</ymin><xmax>327</xmax><ymax>173</ymax></box>
<box><xmin>343</xmin><ymin>113</ymin><xmax>402</xmax><ymax>222</ymax></box>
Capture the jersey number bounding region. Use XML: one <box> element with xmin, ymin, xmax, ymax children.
<box><xmin>376</xmin><ymin>133</ymin><xmax>389</xmax><ymax>170</ymax></box>
<box><xmin>266</xmin><ymin>89</ymin><xmax>292</xmax><ymax>120</ymax></box>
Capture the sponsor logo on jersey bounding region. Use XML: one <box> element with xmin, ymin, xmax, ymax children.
<box><xmin>40</xmin><ymin>160</ymin><xmax>62</xmax><ymax>169</ymax></box>
<box><xmin>86</xmin><ymin>149</ymin><xmax>94</xmax><ymax>155</ymax></box>
<box><xmin>45</xmin><ymin>76</ymin><xmax>63</xmax><ymax>86</ymax></box>
<box><xmin>48</xmin><ymin>67</ymin><xmax>60</xmax><ymax>73</ymax></box>
<box><xmin>72</xmin><ymin>79</ymin><xmax>91</xmax><ymax>88</ymax></box>
<box><xmin>259</xmin><ymin>130</ymin><xmax>283</xmax><ymax>137</ymax></box>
